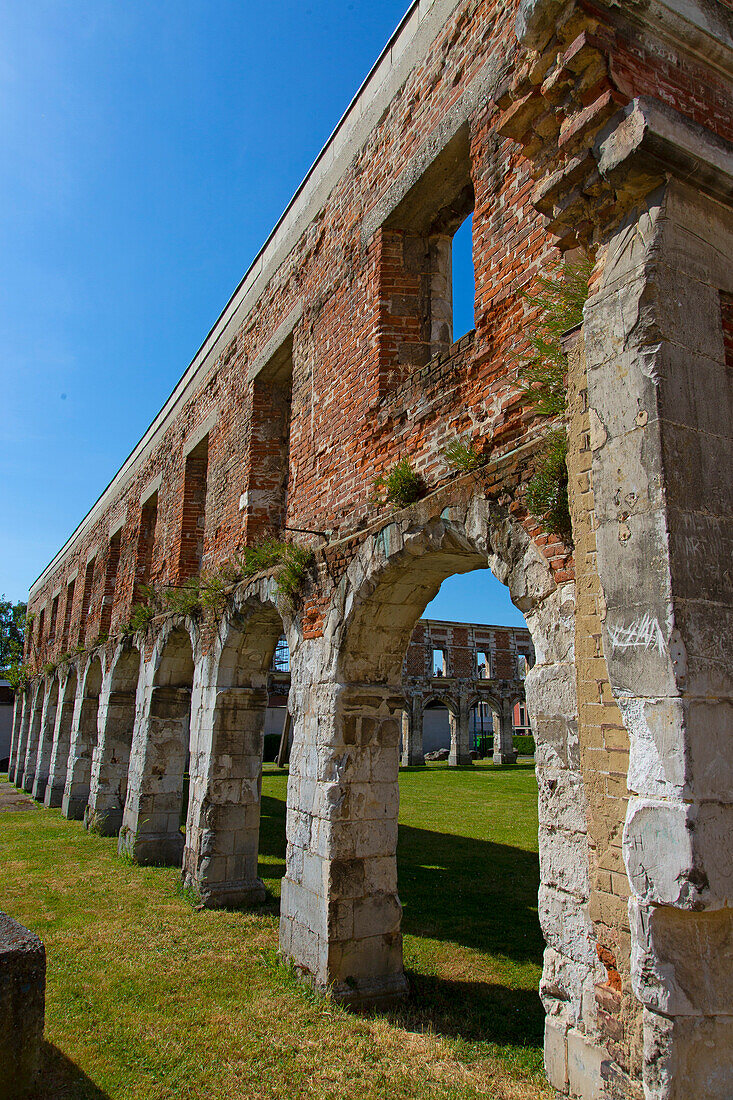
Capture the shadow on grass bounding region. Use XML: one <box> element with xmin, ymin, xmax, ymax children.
<box><xmin>258</xmin><ymin>789</ymin><xmax>543</xmax><ymax>965</ymax></box>
<box><xmin>391</xmin><ymin>972</ymin><xmax>545</xmax><ymax>1048</ymax></box>
<box><xmin>28</xmin><ymin>1042</ymin><xmax>111</xmax><ymax>1099</ymax></box>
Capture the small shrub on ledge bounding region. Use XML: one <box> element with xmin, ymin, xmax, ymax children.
<box><xmin>441</xmin><ymin>435</ymin><xmax>487</xmax><ymax>474</ymax></box>
<box><xmin>374</xmin><ymin>459</ymin><xmax>424</xmax><ymax>510</ymax></box>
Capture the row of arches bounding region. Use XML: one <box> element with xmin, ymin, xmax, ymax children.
<box><xmin>9</xmin><ymin>503</ymin><xmax>592</xmax><ymax>1028</ymax></box>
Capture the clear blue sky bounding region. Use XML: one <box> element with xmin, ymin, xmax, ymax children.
<box><xmin>0</xmin><ymin>1</ymin><xmax>524</xmax><ymax>629</ymax></box>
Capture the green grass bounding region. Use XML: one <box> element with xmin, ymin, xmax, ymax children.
<box><xmin>0</xmin><ymin>766</ymin><xmax>550</xmax><ymax>1100</ymax></box>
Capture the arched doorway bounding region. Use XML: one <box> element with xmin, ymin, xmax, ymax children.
<box><xmin>119</xmin><ymin>626</ymin><xmax>194</xmax><ymax>865</ymax></box>
<box><xmin>63</xmin><ymin>657</ymin><xmax>103</xmax><ymax>820</ymax></box>
<box><xmin>87</xmin><ymin>645</ymin><xmax>141</xmax><ymax>835</ymax></box>
<box><xmin>45</xmin><ymin>668</ymin><xmax>78</xmax><ymax>808</ymax></box>
<box><xmin>183</xmin><ymin>589</ymin><xmax>288</xmax><ymax>908</ymax></box>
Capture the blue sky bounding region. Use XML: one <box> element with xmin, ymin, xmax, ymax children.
<box><xmin>0</xmin><ymin>1</ymin><xmax>525</xmax><ymax>629</ymax></box>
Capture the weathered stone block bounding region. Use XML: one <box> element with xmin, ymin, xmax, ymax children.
<box><xmin>0</xmin><ymin>912</ymin><xmax>45</xmax><ymax>1099</ymax></box>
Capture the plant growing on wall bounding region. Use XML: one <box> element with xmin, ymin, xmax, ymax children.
<box><xmin>520</xmin><ymin>253</ymin><xmax>591</xmax><ymax>537</ymax></box>
<box><xmin>275</xmin><ymin>544</ymin><xmax>315</xmax><ymax>605</ymax></box>
<box><xmin>374</xmin><ymin>458</ymin><xmax>424</xmax><ymax>509</ymax></box>
<box><xmin>441</xmin><ymin>435</ymin><xmax>487</xmax><ymax>473</ymax></box>
<box><xmin>161</xmin><ymin>578</ymin><xmax>203</xmax><ymax>618</ymax></box>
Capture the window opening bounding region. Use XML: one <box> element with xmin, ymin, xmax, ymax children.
<box><xmin>476</xmin><ymin>650</ymin><xmax>491</xmax><ymax>679</ymax></box>
<box><xmin>79</xmin><ymin>557</ymin><xmax>96</xmax><ymax>645</ymax></box>
<box><xmin>178</xmin><ymin>435</ymin><xmax>209</xmax><ymax>582</ymax></box>
<box><xmin>452</xmin><ymin>213</ymin><xmax>475</xmax><ymax>341</ymax></box>
<box><xmin>100</xmin><ymin>530</ymin><xmax>122</xmax><ymax>637</ymax></box>
<box><xmin>135</xmin><ymin>492</ymin><xmax>159</xmax><ymax>598</ymax></box>
<box><xmin>431</xmin><ymin>648</ymin><xmax>446</xmax><ymax>677</ymax></box>
<box><xmin>49</xmin><ymin>594</ymin><xmax>59</xmax><ymax>643</ymax></box>
<box><xmin>61</xmin><ymin>578</ymin><xmax>75</xmax><ymax>650</ymax></box>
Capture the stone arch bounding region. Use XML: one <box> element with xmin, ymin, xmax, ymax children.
<box><xmin>31</xmin><ymin>676</ymin><xmax>60</xmax><ymax>802</ymax></box>
<box><xmin>8</xmin><ymin>690</ymin><xmax>28</xmax><ymax>783</ymax></box>
<box><xmin>10</xmin><ymin>687</ymin><xmax>31</xmax><ymax>786</ymax></box>
<box><xmin>118</xmin><ymin>622</ymin><xmax>196</xmax><ymax>865</ymax></box>
<box><xmin>280</xmin><ymin>498</ymin><xmax>596</xmax><ymax>1030</ymax></box>
<box><xmin>45</xmin><ymin>667</ymin><xmax>78</xmax><ymax>808</ymax></box>
<box><xmin>87</xmin><ymin>643</ymin><xmax>142</xmax><ymax>835</ymax></box>
<box><xmin>183</xmin><ymin>582</ymin><xmax>294</xmax><ymax>907</ymax></box>
<box><xmin>63</xmin><ymin>656</ymin><xmax>103</xmax><ymax>820</ymax></box>
<box><xmin>20</xmin><ymin>682</ymin><xmax>45</xmax><ymax>794</ymax></box>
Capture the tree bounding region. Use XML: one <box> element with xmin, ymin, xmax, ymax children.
<box><xmin>0</xmin><ymin>596</ymin><xmax>27</xmax><ymax>676</ymax></box>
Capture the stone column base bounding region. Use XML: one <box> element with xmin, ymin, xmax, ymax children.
<box><xmin>118</xmin><ymin>830</ymin><xmax>184</xmax><ymax>867</ymax></box>
<box><xmin>31</xmin><ymin>774</ymin><xmax>48</xmax><ymax>802</ymax></box>
<box><xmin>448</xmin><ymin>751</ymin><xmax>473</xmax><ymax>766</ymax></box>
<box><xmin>84</xmin><ymin>806</ymin><xmax>123</xmax><ymax>836</ymax></box>
<box><xmin>21</xmin><ymin>772</ymin><xmax>36</xmax><ymax>794</ymax></box>
<box><xmin>329</xmin><ymin>970</ymin><xmax>409</xmax><ymax>1011</ymax></box>
<box><xmin>43</xmin><ymin>784</ymin><xmax>65</xmax><ymax>809</ymax></box>
<box><xmin>62</xmin><ymin>793</ymin><xmax>88</xmax><ymax>821</ymax></box>
<box><xmin>493</xmin><ymin>750</ymin><xmax>517</xmax><ymax>765</ymax></box>
<box><xmin>194</xmin><ymin>878</ymin><xmax>267</xmax><ymax>910</ymax></box>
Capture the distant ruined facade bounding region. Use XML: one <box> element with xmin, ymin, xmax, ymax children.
<box><xmin>10</xmin><ymin>0</ymin><xmax>733</xmax><ymax>1096</ymax></box>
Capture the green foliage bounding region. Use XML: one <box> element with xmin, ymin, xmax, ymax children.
<box><xmin>519</xmin><ymin>252</ymin><xmax>592</xmax><ymax>417</ymax></box>
<box><xmin>5</xmin><ymin>662</ymin><xmax>31</xmax><ymax>691</ymax></box>
<box><xmin>41</xmin><ymin>661</ymin><xmax>58</xmax><ymax>678</ymax></box>
<box><xmin>513</xmin><ymin>734</ymin><xmax>536</xmax><ymax>755</ymax></box>
<box><xmin>275</xmin><ymin>544</ymin><xmax>314</xmax><ymax>605</ymax></box>
<box><xmin>238</xmin><ymin>538</ymin><xmax>288</xmax><ymax>577</ymax></box>
<box><xmin>525</xmin><ymin>430</ymin><xmax>571</xmax><ymax>537</ymax></box>
<box><xmin>161</xmin><ymin>578</ymin><xmax>203</xmax><ymax>618</ymax></box>
<box><xmin>0</xmin><ymin>596</ymin><xmax>27</xmax><ymax>673</ymax></box>
<box><xmin>374</xmin><ymin>458</ymin><xmax>424</xmax><ymax>509</ymax></box>
<box><xmin>122</xmin><ymin>602</ymin><xmax>156</xmax><ymax>635</ymax></box>
<box><xmin>441</xmin><ymin>435</ymin><xmax>486</xmax><ymax>473</ymax></box>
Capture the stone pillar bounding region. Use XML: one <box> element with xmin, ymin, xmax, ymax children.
<box><xmin>448</xmin><ymin>694</ymin><xmax>472</xmax><ymax>766</ymax></box>
<box><xmin>182</xmin><ymin>685</ymin><xmax>267</xmax><ymax>907</ymax></box>
<box><xmin>12</xmin><ymin>696</ymin><xmax>31</xmax><ymax>788</ymax></box>
<box><xmin>87</xmin><ymin>689</ymin><xmax>137</xmax><ymax>835</ymax></box>
<box><xmin>118</xmin><ymin>685</ymin><xmax>190</xmax><ymax>865</ymax></box>
<box><xmin>280</xmin><ymin>680</ymin><xmax>408</xmax><ymax>1007</ymax></box>
<box><xmin>44</xmin><ymin>674</ymin><xmax>77</xmax><ymax>809</ymax></box>
<box><xmin>582</xmin><ymin>183</ymin><xmax>733</xmax><ymax>1099</ymax></box>
<box><xmin>0</xmin><ymin>912</ymin><xmax>45</xmax><ymax>1099</ymax></box>
<box><xmin>492</xmin><ymin>697</ymin><xmax>515</xmax><ymax>765</ymax></box>
<box><xmin>7</xmin><ymin>694</ymin><xmax>26</xmax><ymax>784</ymax></box>
<box><xmin>62</xmin><ymin>691</ymin><xmax>99</xmax><ymax>821</ymax></box>
<box><xmin>31</xmin><ymin>684</ymin><xmax>58</xmax><ymax>802</ymax></box>
<box><xmin>21</xmin><ymin>694</ymin><xmax>43</xmax><ymax>794</ymax></box>
<box><xmin>400</xmin><ymin>695</ymin><xmax>424</xmax><ymax>767</ymax></box>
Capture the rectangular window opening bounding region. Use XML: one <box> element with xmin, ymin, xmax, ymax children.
<box><xmin>378</xmin><ymin>124</ymin><xmax>474</xmax><ymax>392</ymax></box>
<box><xmin>49</xmin><ymin>595</ymin><xmax>59</xmax><ymax>643</ymax></box>
<box><xmin>432</xmin><ymin>648</ymin><xmax>446</xmax><ymax>677</ymax></box>
<box><xmin>178</xmin><ymin>435</ymin><xmax>209</xmax><ymax>583</ymax></box>
<box><xmin>246</xmin><ymin>336</ymin><xmax>293</xmax><ymax>543</ymax></box>
<box><xmin>476</xmin><ymin>650</ymin><xmax>491</xmax><ymax>679</ymax></box>
<box><xmin>135</xmin><ymin>492</ymin><xmax>159</xmax><ymax>599</ymax></box>
<box><xmin>61</xmin><ymin>578</ymin><xmax>75</xmax><ymax>651</ymax></box>
<box><xmin>79</xmin><ymin>557</ymin><xmax>96</xmax><ymax>645</ymax></box>
<box><xmin>99</xmin><ymin>530</ymin><xmax>122</xmax><ymax>636</ymax></box>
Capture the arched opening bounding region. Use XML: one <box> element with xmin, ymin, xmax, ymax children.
<box><xmin>21</xmin><ymin>686</ymin><xmax>45</xmax><ymax>794</ymax></box>
<box><xmin>45</xmin><ymin>669</ymin><xmax>78</xmax><ymax>808</ymax></box>
<box><xmin>280</xmin><ymin>508</ymin><xmax>588</xmax><ymax>1040</ymax></box>
<box><xmin>63</xmin><ymin>657</ymin><xmax>102</xmax><ymax>820</ymax></box>
<box><xmin>87</xmin><ymin>645</ymin><xmax>141</xmax><ymax>835</ymax></box>
<box><xmin>32</xmin><ymin>677</ymin><xmax>59</xmax><ymax>801</ymax></box>
<box><xmin>119</xmin><ymin>627</ymin><xmax>194</xmax><ymax>866</ymax></box>
<box><xmin>183</xmin><ymin>600</ymin><xmax>286</xmax><ymax>908</ymax></box>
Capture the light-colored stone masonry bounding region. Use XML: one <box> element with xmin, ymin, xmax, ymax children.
<box><xmin>10</xmin><ymin>0</ymin><xmax>733</xmax><ymax>1096</ymax></box>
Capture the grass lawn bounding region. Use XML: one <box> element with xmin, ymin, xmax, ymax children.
<box><xmin>0</xmin><ymin>764</ymin><xmax>551</xmax><ymax>1100</ymax></box>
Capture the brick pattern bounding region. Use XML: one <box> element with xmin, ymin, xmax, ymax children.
<box><xmin>99</xmin><ymin>531</ymin><xmax>121</xmax><ymax>638</ymax></box>
<box><xmin>403</xmin><ymin>619</ymin><xmax>533</xmax><ymax>681</ymax></box>
<box><xmin>566</xmin><ymin>331</ymin><xmax>642</xmax><ymax>1081</ymax></box>
<box><xmin>176</xmin><ymin>446</ymin><xmax>209</xmax><ymax>584</ymax></box>
<box><xmin>133</xmin><ymin>498</ymin><xmax>158</xmax><ymax>602</ymax></box>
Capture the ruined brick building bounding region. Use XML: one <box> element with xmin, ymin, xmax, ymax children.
<box><xmin>266</xmin><ymin>617</ymin><xmax>534</xmax><ymax>761</ymax></box>
<box><xmin>9</xmin><ymin>0</ymin><xmax>733</xmax><ymax>1095</ymax></box>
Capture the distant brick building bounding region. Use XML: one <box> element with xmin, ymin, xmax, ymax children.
<box><xmin>265</xmin><ymin>618</ymin><xmax>534</xmax><ymax>761</ymax></box>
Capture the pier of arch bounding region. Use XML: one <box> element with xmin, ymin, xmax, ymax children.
<box><xmin>10</xmin><ymin>0</ymin><xmax>733</xmax><ymax>1095</ymax></box>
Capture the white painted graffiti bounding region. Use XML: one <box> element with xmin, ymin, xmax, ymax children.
<box><xmin>608</xmin><ymin>613</ymin><xmax>666</xmax><ymax>654</ymax></box>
